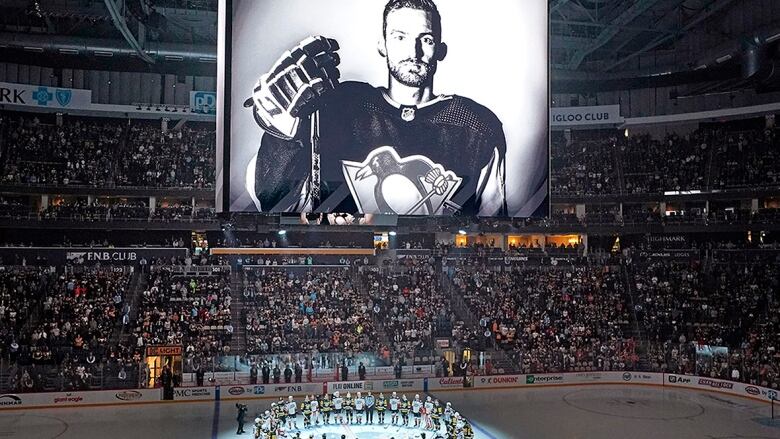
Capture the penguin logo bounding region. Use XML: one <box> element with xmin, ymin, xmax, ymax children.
<box><xmin>341</xmin><ymin>146</ymin><xmax>462</xmax><ymax>215</ymax></box>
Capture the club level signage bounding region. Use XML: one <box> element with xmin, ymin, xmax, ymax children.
<box><xmin>0</xmin><ymin>247</ymin><xmax>188</xmax><ymax>266</ymax></box>
<box><xmin>551</xmin><ymin>105</ymin><xmax>623</xmax><ymax>127</ymax></box>
<box><xmin>67</xmin><ymin>251</ymin><xmax>138</xmax><ymax>262</ymax></box>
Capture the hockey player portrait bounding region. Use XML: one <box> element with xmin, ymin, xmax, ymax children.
<box><xmin>226</xmin><ymin>0</ymin><xmax>549</xmax><ymax>216</ymax></box>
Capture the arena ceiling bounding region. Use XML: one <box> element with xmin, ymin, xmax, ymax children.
<box><xmin>550</xmin><ymin>0</ymin><xmax>740</xmax><ymax>71</ymax></box>
<box><xmin>0</xmin><ymin>0</ymin><xmax>777</xmax><ymax>85</ymax></box>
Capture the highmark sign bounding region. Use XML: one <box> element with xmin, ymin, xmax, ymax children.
<box><xmin>0</xmin><ymin>81</ymin><xmax>92</xmax><ymax>110</ymax></box>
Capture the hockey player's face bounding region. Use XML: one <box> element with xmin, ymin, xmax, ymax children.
<box><xmin>384</xmin><ymin>8</ymin><xmax>439</xmax><ymax>87</ymax></box>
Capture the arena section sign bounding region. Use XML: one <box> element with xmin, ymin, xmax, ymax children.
<box><xmin>551</xmin><ymin>105</ymin><xmax>623</xmax><ymax>127</ymax></box>
<box><xmin>0</xmin><ymin>81</ymin><xmax>92</xmax><ymax>110</ymax></box>
<box><xmin>218</xmin><ymin>0</ymin><xmax>549</xmax><ymax>218</ymax></box>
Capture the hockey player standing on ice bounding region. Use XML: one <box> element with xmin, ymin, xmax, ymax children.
<box><xmin>376</xmin><ymin>393</ymin><xmax>386</xmax><ymax>424</ymax></box>
<box><xmin>354</xmin><ymin>392</ymin><xmax>365</xmax><ymax>424</ymax></box>
<box><xmin>275</xmin><ymin>398</ymin><xmax>287</xmax><ymax>426</ymax></box>
<box><xmin>286</xmin><ymin>395</ymin><xmax>298</xmax><ymax>429</ymax></box>
<box><xmin>389</xmin><ymin>392</ymin><xmax>400</xmax><ymax>425</ymax></box>
<box><xmin>431</xmin><ymin>398</ymin><xmax>443</xmax><ymax>432</ymax></box>
<box><xmin>309</xmin><ymin>394</ymin><xmax>320</xmax><ymax>426</ymax></box>
<box><xmin>400</xmin><ymin>394</ymin><xmax>411</xmax><ymax>426</ymax></box>
<box><xmin>322</xmin><ymin>394</ymin><xmax>332</xmax><ymax>425</ymax></box>
<box><xmin>332</xmin><ymin>391</ymin><xmax>344</xmax><ymax>424</ymax></box>
<box><xmin>301</xmin><ymin>395</ymin><xmax>312</xmax><ymax>429</ymax></box>
<box><xmin>443</xmin><ymin>401</ymin><xmax>454</xmax><ymax>428</ymax></box>
<box><xmin>247</xmin><ymin>0</ymin><xmax>506</xmax><ymax>216</ymax></box>
<box><xmin>344</xmin><ymin>392</ymin><xmax>355</xmax><ymax>424</ymax></box>
<box><xmin>412</xmin><ymin>394</ymin><xmax>423</xmax><ymax>428</ymax></box>
<box><xmin>423</xmin><ymin>395</ymin><xmax>435</xmax><ymax>429</ymax></box>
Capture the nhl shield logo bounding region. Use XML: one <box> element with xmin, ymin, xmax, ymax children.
<box><xmin>55</xmin><ymin>89</ymin><xmax>72</xmax><ymax>107</ymax></box>
<box><xmin>341</xmin><ymin>146</ymin><xmax>462</xmax><ymax>215</ymax></box>
<box><xmin>400</xmin><ymin>107</ymin><xmax>416</xmax><ymax>122</ymax></box>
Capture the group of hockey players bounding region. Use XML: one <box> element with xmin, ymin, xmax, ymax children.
<box><xmin>251</xmin><ymin>392</ymin><xmax>474</xmax><ymax>439</ymax></box>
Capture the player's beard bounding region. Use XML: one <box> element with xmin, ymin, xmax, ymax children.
<box><xmin>388</xmin><ymin>58</ymin><xmax>435</xmax><ymax>87</ymax></box>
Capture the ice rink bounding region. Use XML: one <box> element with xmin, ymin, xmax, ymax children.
<box><xmin>1</xmin><ymin>385</ymin><xmax>778</xmax><ymax>439</ymax></box>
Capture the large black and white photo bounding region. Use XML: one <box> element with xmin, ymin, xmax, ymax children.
<box><xmin>220</xmin><ymin>0</ymin><xmax>549</xmax><ymax>216</ymax></box>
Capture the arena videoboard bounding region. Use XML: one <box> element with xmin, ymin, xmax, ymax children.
<box><xmin>217</xmin><ymin>0</ymin><xmax>549</xmax><ymax>217</ymax></box>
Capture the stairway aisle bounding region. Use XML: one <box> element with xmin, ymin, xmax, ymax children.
<box><xmin>228</xmin><ymin>269</ymin><xmax>247</xmax><ymax>355</ymax></box>
<box><xmin>440</xmin><ymin>271</ymin><xmax>519</xmax><ymax>373</ymax></box>
<box><xmin>621</xmin><ymin>261</ymin><xmax>650</xmax><ymax>370</ymax></box>
<box><xmin>113</xmin><ymin>269</ymin><xmax>147</xmax><ymax>349</ymax></box>
<box><xmin>352</xmin><ymin>265</ymin><xmax>396</xmax><ymax>359</ymax></box>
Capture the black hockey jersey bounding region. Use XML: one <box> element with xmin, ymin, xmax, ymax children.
<box><xmin>252</xmin><ymin>81</ymin><xmax>506</xmax><ymax>215</ymax></box>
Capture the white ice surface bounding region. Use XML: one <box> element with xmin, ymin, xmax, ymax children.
<box><xmin>1</xmin><ymin>386</ymin><xmax>778</xmax><ymax>439</ymax></box>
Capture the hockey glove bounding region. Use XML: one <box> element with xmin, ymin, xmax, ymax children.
<box><xmin>244</xmin><ymin>36</ymin><xmax>341</xmax><ymax>140</ymax></box>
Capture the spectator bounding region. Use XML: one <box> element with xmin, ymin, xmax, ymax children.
<box><xmin>358</xmin><ymin>362</ymin><xmax>366</xmax><ymax>380</ymax></box>
<box><xmin>284</xmin><ymin>364</ymin><xmax>292</xmax><ymax>383</ymax></box>
<box><xmin>341</xmin><ymin>362</ymin><xmax>348</xmax><ymax>381</ymax></box>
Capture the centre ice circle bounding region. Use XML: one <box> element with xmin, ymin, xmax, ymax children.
<box><xmin>289</xmin><ymin>423</ymin><xmax>450</xmax><ymax>439</ymax></box>
<box><xmin>250</xmin><ymin>392</ymin><xmax>475</xmax><ymax>439</ymax></box>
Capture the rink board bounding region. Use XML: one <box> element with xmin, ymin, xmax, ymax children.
<box><xmin>1</xmin><ymin>372</ymin><xmax>776</xmax><ymax>410</ymax></box>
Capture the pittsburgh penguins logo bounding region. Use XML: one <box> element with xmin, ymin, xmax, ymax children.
<box><xmin>341</xmin><ymin>146</ymin><xmax>462</xmax><ymax>215</ymax></box>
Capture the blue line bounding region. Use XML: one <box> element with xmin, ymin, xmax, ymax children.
<box><xmin>211</xmin><ymin>388</ymin><xmax>221</xmax><ymax>439</ymax></box>
<box><xmin>469</xmin><ymin>419</ymin><xmax>499</xmax><ymax>439</ymax></box>
<box><xmin>426</xmin><ymin>391</ymin><xmax>498</xmax><ymax>439</ymax></box>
